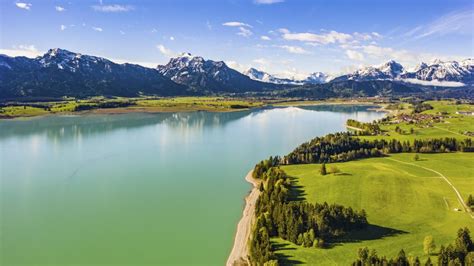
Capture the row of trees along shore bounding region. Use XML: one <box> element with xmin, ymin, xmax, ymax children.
<box><xmin>352</xmin><ymin>228</ymin><xmax>473</xmax><ymax>266</ymax></box>
<box><xmin>249</xmin><ymin>133</ymin><xmax>474</xmax><ymax>265</ymax></box>
<box><xmin>249</xmin><ymin>167</ymin><xmax>368</xmax><ymax>265</ymax></box>
<box><xmin>346</xmin><ymin>119</ymin><xmax>382</xmax><ymax>135</ymax></box>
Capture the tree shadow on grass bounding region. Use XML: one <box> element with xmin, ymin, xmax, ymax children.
<box><xmin>271</xmin><ymin>242</ymin><xmax>304</xmax><ymax>265</ymax></box>
<box><xmin>335</xmin><ymin>172</ymin><xmax>352</xmax><ymax>176</ymax></box>
<box><xmin>326</xmin><ymin>224</ymin><xmax>408</xmax><ymax>248</ymax></box>
<box><xmin>287</xmin><ymin>176</ymin><xmax>306</xmax><ymax>201</ymax></box>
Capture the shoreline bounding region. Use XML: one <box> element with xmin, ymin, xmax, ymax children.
<box><xmin>226</xmin><ymin>170</ymin><xmax>259</xmax><ymax>266</ymax></box>
<box><xmin>0</xmin><ymin>98</ymin><xmax>384</xmax><ymax>120</ymax></box>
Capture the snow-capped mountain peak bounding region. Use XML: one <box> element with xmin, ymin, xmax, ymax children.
<box><xmin>244</xmin><ymin>68</ymin><xmax>332</xmax><ymax>85</ymax></box>
<box><xmin>156</xmin><ymin>54</ymin><xmax>274</xmax><ymax>92</ymax></box>
<box><xmin>401</xmin><ymin>59</ymin><xmax>473</xmax><ymax>84</ymax></box>
<box><xmin>378</xmin><ymin>60</ymin><xmax>404</xmax><ymax>76</ymax></box>
<box><xmin>243</xmin><ymin>68</ymin><xmax>299</xmax><ymax>84</ymax></box>
<box><xmin>413</xmin><ymin>62</ymin><xmax>428</xmax><ymax>72</ymax></box>
<box><xmin>37</xmin><ymin>48</ymin><xmax>114</xmax><ymax>73</ymax></box>
<box><xmin>304</xmin><ymin>72</ymin><xmax>330</xmax><ymax>84</ymax></box>
<box><xmin>178</xmin><ymin>52</ymin><xmax>193</xmax><ymax>58</ymax></box>
<box><xmin>333</xmin><ymin>60</ymin><xmax>404</xmax><ymax>82</ymax></box>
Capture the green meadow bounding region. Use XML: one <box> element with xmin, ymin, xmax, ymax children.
<box><xmin>275</xmin><ymin>153</ymin><xmax>473</xmax><ymax>264</ymax></box>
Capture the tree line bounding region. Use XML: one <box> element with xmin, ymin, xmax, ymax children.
<box><xmin>346</xmin><ymin>119</ymin><xmax>382</xmax><ymax>135</ymax></box>
<box><xmin>254</xmin><ymin>132</ymin><xmax>474</xmax><ymax>168</ymax></box>
<box><xmin>283</xmin><ymin>133</ymin><xmax>473</xmax><ymax>165</ymax></box>
<box><xmin>249</xmin><ymin>167</ymin><xmax>368</xmax><ymax>265</ymax></box>
<box><xmin>351</xmin><ymin>228</ymin><xmax>473</xmax><ymax>266</ymax></box>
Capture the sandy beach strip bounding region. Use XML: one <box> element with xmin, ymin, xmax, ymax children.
<box><xmin>226</xmin><ymin>170</ymin><xmax>260</xmax><ymax>266</ymax></box>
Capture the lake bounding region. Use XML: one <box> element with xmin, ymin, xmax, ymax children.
<box><xmin>0</xmin><ymin>105</ymin><xmax>385</xmax><ymax>265</ymax></box>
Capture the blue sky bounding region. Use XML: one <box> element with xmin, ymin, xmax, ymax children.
<box><xmin>1</xmin><ymin>0</ymin><xmax>473</xmax><ymax>78</ymax></box>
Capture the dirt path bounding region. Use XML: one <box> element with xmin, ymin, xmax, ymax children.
<box><xmin>386</xmin><ymin>157</ymin><xmax>473</xmax><ymax>219</ymax></box>
<box><xmin>226</xmin><ymin>170</ymin><xmax>260</xmax><ymax>266</ymax></box>
<box><xmin>345</xmin><ymin>125</ymin><xmax>364</xmax><ymax>131</ymax></box>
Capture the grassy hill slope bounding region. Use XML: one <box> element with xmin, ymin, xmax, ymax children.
<box><xmin>274</xmin><ymin>153</ymin><xmax>473</xmax><ymax>264</ymax></box>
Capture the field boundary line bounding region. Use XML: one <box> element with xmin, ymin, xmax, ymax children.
<box><xmin>386</xmin><ymin>157</ymin><xmax>473</xmax><ymax>219</ymax></box>
<box><xmin>443</xmin><ymin>197</ymin><xmax>450</xmax><ymax>210</ymax></box>
<box><xmin>432</xmin><ymin>126</ymin><xmax>464</xmax><ymax>137</ymax></box>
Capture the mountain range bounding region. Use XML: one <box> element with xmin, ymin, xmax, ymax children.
<box><xmin>244</xmin><ymin>68</ymin><xmax>330</xmax><ymax>85</ymax></box>
<box><xmin>250</xmin><ymin>59</ymin><xmax>473</xmax><ymax>86</ymax></box>
<box><xmin>0</xmin><ymin>48</ymin><xmax>472</xmax><ymax>100</ymax></box>
<box><xmin>0</xmin><ymin>48</ymin><xmax>187</xmax><ymax>99</ymax></box>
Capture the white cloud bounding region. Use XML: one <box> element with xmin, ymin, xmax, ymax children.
<box><xmin>407</xmin><ymin>9</ymin><xmax>473</xmax><ymax>39</ymax></box>
<box><xmin>345</xmin><ymin>50</ymin><xmax>364</xmax><ymax>61</ymax></box>
<box><xmin>361</xmin><ymin>45</ymin><xmax>412</xmax><ymax>61</ymax></box>
<box><xmin>60</xmin><ymin>25</ymin><xmax>67</xmax><ymax>31</ymax></box>
<box><xmin>237</xmin><ymin>27</ymin><xmax>253</xmax><ymax>37</ymax></box>
<box><xmin>278</xmin><ymin>28</ymin><xmax>290</xmax><ymax>34</ymax></box>
<box><xmin>222</xmin><ymin>22</ymin><xmax>253</xmax><ymax>37</ymax></box>
<box><xmin>156</xmin><ymin>44</ymin><xmax>174</xmax><ymax>57</ymax></box>
<box><xmin>225</xmin><ymin>60</ymin><xmax>249</xmax><ymax>72</ymax></box>
<box><xmin>222</xmin><ymin>21</ymin><xmax>252</xmax><ymax>28</ymax></box>
<box><xmin>169</xmin><ymin>36</ymin><xmax>175</xmax><ymax>41</ymax></box>
<box><xmin>253</xmin><ymin>58</ymin><xmax>270</xmax><ymax>65</ymax></box>
<box><xmin>254</xmin><ymin>0</ymin><xmax>284</xmax><ymax>4</ymax></box>
<box><xmin>260</xmin><ymin>35</ymin><xmax>271</xmax><ymax>41</ymax></box>
<box><xmin>372</xmin><ymin>32</ymin><xmax>382</xmax><ymax>38</ymax></box>
<box><xmin>278</xmin><ymin>45</ymin><xmax>310</xmax><ymax>54</ymax></box>
<box><xmin>277</xmin><ymin>68</ymin><xmax>309</xmax><ymax>80</ymax></box>
<box><xmin>120</xmin><ymin>30</ymin><xmax>125</xmax><ymax>35</ymax></box>
<box><xmin>0</xmin><ymin>45</ymin><xmax>42</xmax><ymax>58</ymax></box>
<box><xmin>55</xmin><ymin>6</ymin><xmax>65</xmax><ymax>12</ymax></box>
<box><xmin>92</xmin><ymin>27</ymin><xmax>103</xmax><ymax>32</ymax></box>
<box><xmin>281</xmin><ymin>29</ymin><xmax>353</xmax><ymax>45</ymax></box>
<box><xmin>401</xmin><ymin>78</ymin><xmax>465</xmax><ymax>87</ymax></box>
<box><xmin>15</xmin><ymin>2</ymin><xmax>31</xmax><ymax>10</ymax></box>
<box><xmin>151</xmin><ymin>28</ymin><xmax>158</xmax><ymax>33</ymax></box>
<box><xmin>353</xmin><ymin>32</ymin><xmax>372</xmax><ymax>41</ymax></box>
<box><xmin>91</xmin><ymin>4</ymin><xmax>134</xmax><ymax>12</ymax></box>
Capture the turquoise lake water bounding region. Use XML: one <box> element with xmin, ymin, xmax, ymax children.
<box><xmin>0</xmin><ymin>105</ymin><xmax>384</xmax><ymax>265</ymax></box>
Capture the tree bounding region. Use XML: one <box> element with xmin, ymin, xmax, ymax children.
<box><xmin>396</xmin><ymin>249</ymin><xmax>408</xmax><ymax>265</ymax></box>
<box><xmin>454</xmin><ymin>227</ymin><xmax>472</xmax><ymax>254</ymax></box>
<box><xmin>425</xmin><ymin>257</ymin><xmax>433</xmax><ymax>266</ymax></box>
<box><xmin>329</xmin><ymin>165</ymin><xmax>340</xmax><ymax>175</ymax></box>
<box><xmin>320</xmin><ymin>163</ymin><xmax>327</xmax><ymax>175</ymax></box>
<box><xmin>466</xmin><ymin>195</ymin><xmax>474</xmax><ymax>211</ymax></box>
<box><xmin>423</xmin><ymin>235</ymin><xmax>436</xmax><ymax>255</ymax></box>
<box><xmin>263</xmin><ymin>260</ymin><xmax>279</xmax><ymax>266</ymax></box>
<box><xmin>414</xmin><ymin>154</ymin><xmax>420</xmax><ymax>161</ymax></box>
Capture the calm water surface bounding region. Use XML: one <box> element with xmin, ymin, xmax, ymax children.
<box><xmin>0</xmin><ymin>105</ymin><xmax>384</xmax><ymax>265</ymax></box>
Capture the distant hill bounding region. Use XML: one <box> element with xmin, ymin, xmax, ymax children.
<box><xmin>270</xmin><ymin>80</ymin><xmax>473</xmax><ymax>99</ymax></box>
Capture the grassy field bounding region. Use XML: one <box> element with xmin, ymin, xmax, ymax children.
<box><xmin>275</xmin><ymin>153</ymin><xmax>473</xmax><ymax>264</ymax></box>
<box><xmin>0</xmin><ymin>97</ymin><xmax>265</xmax><ymax>118</ymax></box>
<box><xmin>132</xmin><ymin>97</ymin><xmax>264</xmax><ymax>112</ymax></box>
<box><xmin>0</xmin><ymin>97</ymin><xmax>385</xmax><ymax>118</ymax></box>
